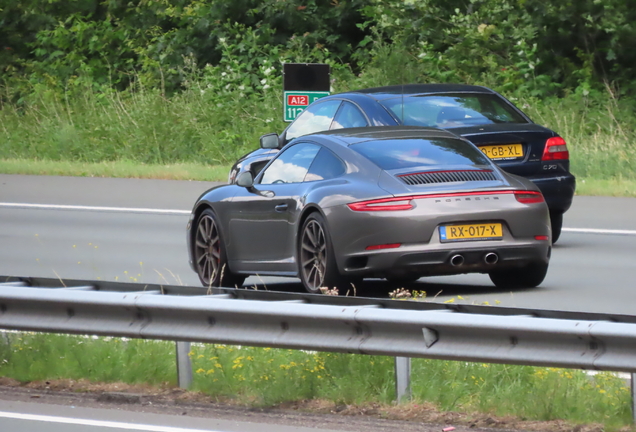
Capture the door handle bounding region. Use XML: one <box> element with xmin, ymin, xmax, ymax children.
<box><xmin>274</xmin><ymin>203</ymin><xmax>288</xmax><ymax>212</ymax></box>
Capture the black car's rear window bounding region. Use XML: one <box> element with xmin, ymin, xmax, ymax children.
<box><xmin>380</xmin><ymin>93</ymin><xmax>528</xmax><ymax>128</ymax></box>
<box><xmin>350</xmin><ymin>138</ymin><xmax>491</xmax><ymax>171</ymax></box>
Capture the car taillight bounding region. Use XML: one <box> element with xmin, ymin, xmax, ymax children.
<box><xmin>514</xmin><ymin>191</ymin><xmax>545</xmax><ymax>204</ymax></box>
<box><xmin>542</xmin><ymin>137</ymin><xmax>569</xmax><ymax>161</ymax></box>
<box><xmin>348</xmin><ymin>198</ymin><xmax>414</xmax><ymax>211</ymax></box>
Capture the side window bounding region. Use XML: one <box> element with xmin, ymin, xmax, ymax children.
<box><xmin>260</xmin><ymin>143</ymin><xmax>320</xmax><ymax>185</ymax></box>
<box><xmin>331</xmin><ymin>102</ymin><xmax>368</xmax><ymax>130</ymax></box>
<box><xmin>305</xmin><ymin>148</ymin><xmax>346</xmax><ymax>182</ymax></box>
<box><xmin>285</xmin><ymin>100</ymin><xmax>342</xmax><ymax>140</ymax></box>
<box><xmin>490</xmin><ymin>100</ymin><xmax>518</xmax><ymax>122</ymax></box>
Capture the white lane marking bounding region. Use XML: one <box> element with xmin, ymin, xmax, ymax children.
<box><xmin>0</xmin><ymin>411</ymin><xmax>221</xmax><ymax>431</ymax></box>
<box><xmin>563</xmin><ymin>228</ymin><xmax>636</xmax><ymax>236</ymax></box>
<box><xmin>0</xmin><ymin>202</ymin><xmax>190</xmax><ymax>215</ymax></box>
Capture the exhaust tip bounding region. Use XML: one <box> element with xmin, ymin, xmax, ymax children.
<box><xmin>484</xmin><ymin>252</ymin><xmax>499</xmax><ymax>265</ymax></box>
<box><xmin>450</xmin><ymin>254</ymin><xmax>464</xmax><ymax>266</ymax></box>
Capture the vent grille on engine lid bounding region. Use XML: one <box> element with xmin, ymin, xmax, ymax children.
<box><xmin>398</xmin><ymin>170</ymin><xmax>497</xmax><ymax>185</ymax></box>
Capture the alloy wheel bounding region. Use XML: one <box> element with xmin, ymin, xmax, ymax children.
<box><xmin>194</xmin><ymin>214</ymin><xmax>221</xmax><ymax>286</ymax></box>
<box><xmin>300</xmin><ymin>219</ymin><xmax>327</xmax><ymax>292</ymax></box>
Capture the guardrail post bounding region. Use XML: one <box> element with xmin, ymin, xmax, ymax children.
<box><xmin>394</xmin><ymin>356</ymin><xmax>411</xmax><ymax>402</ymax></box>
<box><xmin>176</xmin><ymin>341</ymin><xmax>193</xmax><ymax>389</ymax></box>
<box><xmin>631</xmin><ymin>372</ymin><xmax>636</xmax><ymax>424</ymax></box>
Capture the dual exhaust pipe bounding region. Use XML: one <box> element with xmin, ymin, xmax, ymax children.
<box><xmin>450</xmin><ymin>252</ymin><xmax>498</xmax><ymax>267</ymax></box>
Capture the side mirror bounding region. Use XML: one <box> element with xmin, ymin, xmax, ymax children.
<box><xmin>260</xmin><ymin>133</ymin><xmax>280</xmax><ymax>149</ymax></box>
<box><xmin>236</xmin><ymin>171</ymin><xmax>254</xmax><ymax>188</ymax></box>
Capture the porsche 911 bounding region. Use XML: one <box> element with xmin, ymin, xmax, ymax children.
<box><xmin>188</xmin><ymin>127</ymin><xmax>551</xmax><ymax>294</ymax></box>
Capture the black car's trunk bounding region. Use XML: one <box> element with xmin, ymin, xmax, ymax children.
<box><xmin>449</xmin><ymin>123</ymin><xmax>558</xmax><ymax>177</ymax></box>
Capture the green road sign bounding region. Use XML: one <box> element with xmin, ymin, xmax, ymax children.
<box><xmin>283</xmin><ymin>91</ymin><xmax>330</xmax><ymax>122</ymax></box>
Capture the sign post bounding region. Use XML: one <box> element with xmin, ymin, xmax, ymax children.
<box><xmin>283</xmin><ymin>63</ymin><xmax>330</xmax><ymax>122</ymax></box>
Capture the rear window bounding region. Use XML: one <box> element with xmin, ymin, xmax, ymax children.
<box><xmin>380</xmin><ymin>93</ymin><xmax>527</xmax><ymax>128</ymax></box>
<box><xmin>350</xmin><ymin>138</ymin><xmax>491</xmax><ymax>171</ymax></box>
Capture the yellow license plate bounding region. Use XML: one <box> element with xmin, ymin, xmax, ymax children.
<box><xmin>439</xmin><ymin>223</ymin><xmax>503</xmax><ymax>242</ymax></box>
<box><xmin>479</xmin><ymin>143</ymin><xmax>524</xmax><ymax>160</ymax></box>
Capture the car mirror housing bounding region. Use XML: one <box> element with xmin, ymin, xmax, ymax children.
<box><xmin>236</xmin><ymin>171</ymin><xmax>254</xmax><ymax>188</ymax></box>
<box><xmin>260</xmin><ymin>133</ymin><xmax>280</xmax><ymax>149</ymax></box>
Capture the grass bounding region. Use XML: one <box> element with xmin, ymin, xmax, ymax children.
<box><xmin>0</xmin><ymin>83</ymin><xmax>285</xmax><ymax>167</ymax></box>
<box><xmin>575</xmin><ymin>178</ymin><xmax>636</xmax><ymax>198</ymax></box>
<box><xmin>0</xmin><ymin>333</ymin><xmax>631</xmax><ymax>430</ymax></box>
<box><xmin>0</xmin><ymin>158</ymin><xmax>231</xmax><ymax>182</ymax></box>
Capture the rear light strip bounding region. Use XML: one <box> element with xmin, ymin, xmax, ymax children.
<box><xmin>348</xmin><ymin>190</ymin><xmax>544</xmax><ymax>211</ymax></box>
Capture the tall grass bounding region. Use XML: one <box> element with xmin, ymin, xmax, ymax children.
<box><xmin>0</xmin><ymin>84</ymin><xmax>286</xmax><ymax>166</ymax></box>
<box><xmin>0</xmin><ymin>333</ymin><xmax>631</xmax><ymax>429</ymax></box>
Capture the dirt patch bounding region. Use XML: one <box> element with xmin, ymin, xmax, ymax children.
<box><xmin>0</xmin><ymin>378</ymin><xmax>624</xmax><ymax>432</ymax></box>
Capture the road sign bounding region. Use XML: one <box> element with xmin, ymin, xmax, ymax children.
<box><xmin>283</xmin><ymin>91</ymin><xmax>330</xmax><ymax>122</ymax></box>
<box><xmin>283</xmin><ymin>63</ymin><xmax>330</xmax><ymax>122</ymax></box>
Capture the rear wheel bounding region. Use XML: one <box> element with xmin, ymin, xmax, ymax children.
<box><xmin>489</xmin><ymin>262</ymin><xmax>549</xmax><ymax>289</ymax></box>
<box><xmin>550</xmin><ymin>211</ymin><xmax>563</xmax><ymax>244</ymax></box>
<box><xmin>298</xmin><ymin>213</ymin><xmax>344</xmax><ymax>294</ymax></box>
<box><xmin>193</xmin><ymin>209</ymin><xmax>246</xmax><ymax>288</ymax></box>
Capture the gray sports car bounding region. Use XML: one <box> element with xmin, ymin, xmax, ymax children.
<box><xmin>187</xmin><ymin>127</ymin><xmax>551</xmax><ymax>294</ymax></box>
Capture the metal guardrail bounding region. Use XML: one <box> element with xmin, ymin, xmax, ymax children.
<box><xmin>2</xmin><ymin>275</ymin><xmax>636</xmax><ymax>371</ymax></box>
<box><xmin>2</xmin><ymin>275</ymin><xmax>636</xmax><ymax>419</ymax></box>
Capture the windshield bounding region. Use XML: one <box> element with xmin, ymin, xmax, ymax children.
<box><xmin>380</xmin><ymin>93</ymin><xmax>528</xmax><ymax>128</ymax></box>
<box><xmin>350</xmin><ymin>138</ymin><xmax>491</xmax><ymax>171</ymax></box>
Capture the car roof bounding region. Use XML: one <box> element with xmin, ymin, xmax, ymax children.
<box><xmin>346</xmin><ymin>84</ymin><xmax>495</xmax><ymax>101</ymax></box>
<box><xmin>309</xmin><ymin>126</ymin><xmax>464</xmax><ymax>146</ymax></box>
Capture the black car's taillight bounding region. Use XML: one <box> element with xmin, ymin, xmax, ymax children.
<box><xmin>542</xmin><ymin>137</ymin><xmax>569</xmax><ymax>161</ymax></box>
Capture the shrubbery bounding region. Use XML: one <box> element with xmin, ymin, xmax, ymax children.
<box><xmin>1</xmin><ymin>0</ymin><xmax>635</xmax><ymax>182</ymax></box>
<box><xmin>3</xmin><ymin>0</ymin><xmax>636</xmax><ymax>99</ymax></box>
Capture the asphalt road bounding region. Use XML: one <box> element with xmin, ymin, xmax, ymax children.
<box><xmin>0</xmin><ymin>388</ymin><xmax>491</xmax><ymax>432</ymax></box>
<box><xmin>1</xmin><ymin>173</ymin><xmax>636</xmax><ymax>314</ymax></box>
<box><xmin>0</xmin><ymin>397</ymin><xmax>354</xmax><ymax>432</ymax></box>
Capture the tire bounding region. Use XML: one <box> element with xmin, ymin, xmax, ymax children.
<box><xmin>298</xmin><ymin>212</ymin><xmax>344</xmax><ymax>294</ymax></box>
<box><xmin>193</xmin><ymin>209</ymin><xmax>246</xmax><ymax>288</ymax></box>
<box><xmin>550</xmin><ymin>211</ymin><xmax>563</xmax><ymax>244</ymax></box>
<box><xmin>489</xmin><ymin>262</ymin><xmax>549</xmax><ymax>289</ymax></box>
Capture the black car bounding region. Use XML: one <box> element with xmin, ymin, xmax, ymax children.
<box><xmin>190</xmin><ymin>127</ymin><xmax>551</xmax><ymax>293</ymax></box>
<box><xmin>229</xmin><ymin>84</ymin><xmax>575</xmax><ymax>243</ymax></box>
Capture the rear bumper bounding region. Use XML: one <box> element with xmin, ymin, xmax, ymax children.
<box><xmin>527</xmin><ymin>173</ymin><xmax>576</xmax><ymax>214</ymax></box>
<box><xmin>340</xmin><ymin>241</ymin><xmax>551</xmax><ymax>279</ymax></box>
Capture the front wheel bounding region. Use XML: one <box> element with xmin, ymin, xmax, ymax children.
<box><xmin>550</xmin><ymin>211</ymin><xmax>563</xmax><ymax>244</ymax></box>
<box><xmin>298</xmin><ymin>213</ymin><xmax>344</xmax><ymax>294</ymax></box>
<box><xmin>489</xmin><ymin>262</ymin><xmax>549</xmax><ymax>289</ymax></box>
<box><xmin>193</xmin><ymin>209</ymin><xmax>246</xmax><ymax>288</ymax></box>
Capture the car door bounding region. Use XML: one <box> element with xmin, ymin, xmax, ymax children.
<box><xmin>227</xmin><ymin>143</ymin><xmax>321</xmax><ymax>274</ymax></box>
